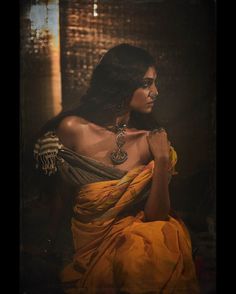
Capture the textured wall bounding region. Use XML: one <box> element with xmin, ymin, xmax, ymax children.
<box><xmin>21</xmin><ymin>0</ymin><xmax>62</xmax><ymax>204</ymax></box>
<box><xmin>21</xmin><ymin>0</ymin><xmax>62</xmax><ymax>150</ymax></box>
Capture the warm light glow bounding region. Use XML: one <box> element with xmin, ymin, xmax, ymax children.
<box><xmin>93</xmin><ymin>0</ymin><xmax>98</xmax><ymax>17</ymax></box>
<box><xmin>28</xmin><ymin>0</ymin><xmax>62</xmax><ymax>115</ymax></box>
<box><xmin>50</xmin><ymin>0</ymin><xmax>62</xmax><ymax>115</ymax></box>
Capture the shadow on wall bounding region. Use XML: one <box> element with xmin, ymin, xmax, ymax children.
<box><xmin>170</xmin><ymin>168</ymin><xmax>215</xmax><ymax>231</ymax></box>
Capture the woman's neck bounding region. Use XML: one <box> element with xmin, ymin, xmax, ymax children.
<box><xmin>114</xmin><ymin>112</ymin><xmax>130</xmax><ymax>126</ymax></box>
<box><xmin>87</xmin><ymin>111</ymin><xmax>131</xmax><ymax>129</ymax></box>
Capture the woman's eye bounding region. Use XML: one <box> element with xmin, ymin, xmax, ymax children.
<box><xmin>141</xmin><ymin>78</ymin><xmax>153</xmax><ymax>88</ymax></box>
<box><xmin>142</xmin><ymin>83</ymin><xmax>148</xmax><ymax>88</ymax></box>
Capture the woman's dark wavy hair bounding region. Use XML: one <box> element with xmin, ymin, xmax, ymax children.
<box><xmin>41</xmin><ymin>43</ymin><xmax>159</xmax><ymax>134</ymax></box>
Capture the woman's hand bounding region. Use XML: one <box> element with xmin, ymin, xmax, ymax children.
<box><xmin>146</xmin><ymin>128</ymin><xmax>170</xmax><ymax>165</ymax></box>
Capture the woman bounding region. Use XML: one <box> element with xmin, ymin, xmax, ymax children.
<box><xmin>34</xmin><ymin>44</ymin><xmax>199</xmax><ymax>293</ymax></box>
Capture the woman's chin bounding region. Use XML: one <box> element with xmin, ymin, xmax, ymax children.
<box><xmin>143</xmin><ymin>107</ymin><xmax>154</xmax><ymax>113</ymax></box>
<box><xmin>133</xmin><ymin>106</ymin><xmax>154</xmax><ymax>114</ymax></box>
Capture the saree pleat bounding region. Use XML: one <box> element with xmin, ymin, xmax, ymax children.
<box><xmin>56</xmin><ymin>149</ymin><xmax>199</xmax><ymax>293</ymax></box>
<box><xmin>35</xmin><ymin>133</ymin><xmax>199</xmax><ymax>293</ymax></box>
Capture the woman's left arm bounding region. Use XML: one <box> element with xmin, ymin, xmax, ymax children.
<box><xmin>144</xmin><ymin>158</ymin><xmax>170</xmax><ymax>221</ymax></box>
<box><xmin>144</xmin><ymin>130</ymin><xmax>171</xmax><ymax>221</ymax></box>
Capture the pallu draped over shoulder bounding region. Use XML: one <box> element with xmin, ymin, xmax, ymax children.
<box><xmin>34</xmin><ymin>131</ymin><xmax>199</xmax><ymax>294</ymax></box>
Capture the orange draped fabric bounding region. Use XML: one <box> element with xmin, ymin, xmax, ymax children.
<box><xmin>60</xmin><ymin>150</ymin><xmax>199</xmax><ymax>294</ymax></box>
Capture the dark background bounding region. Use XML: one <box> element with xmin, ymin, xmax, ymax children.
<box><xmin>20</xmin><ymin>0</ymin><xmax>216</xmax><ymax>293</ymax></box>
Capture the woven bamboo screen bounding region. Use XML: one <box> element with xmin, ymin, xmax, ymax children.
<box><xmin>59</xmin><ymin>0</ymin><xmax>210</xmax><ymax>109</ymax></box>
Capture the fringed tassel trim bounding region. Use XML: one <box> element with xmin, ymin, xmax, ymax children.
<box><xmin>34</xmin><ymin>131</ymin><xmax>62</xmax><ymax>176</ymax></box>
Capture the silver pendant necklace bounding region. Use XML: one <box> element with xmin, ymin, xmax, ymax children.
<box><xmin>107</xmin><ymin>123</ymin><xmax>128</xmax><ymax>165</ymax></box>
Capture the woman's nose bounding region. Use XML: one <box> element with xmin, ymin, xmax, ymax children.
<box><xmin>153</xmin><ymin>83</ymin><xmax>159</xmax><ymax>96</ymax></box>
<box><xmin>150</xmin><ymin>83</ymin><xmax>158</xmax><ymax>98</ymax></box>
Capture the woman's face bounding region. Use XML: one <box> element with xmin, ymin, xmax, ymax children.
<box><xmin>129</xmin><ymin>66</ymin><xmax>158</xmax><ymax>113</ymax></box>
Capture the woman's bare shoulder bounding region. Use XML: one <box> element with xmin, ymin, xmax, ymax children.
<box><xmin>56</xmin><ymin>115</ymin><xmax>85</xmax><ymax>148</ymax></box>
<box><xmin>57</xmin><ymin>115</ymin><xmax>86</xmax><ymax>130</ymax></box>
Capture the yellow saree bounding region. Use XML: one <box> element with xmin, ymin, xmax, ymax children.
<box><xmin>34</xmin><ymin>132</ymin><xmax>199</xmax><ymax>294</ymax></box>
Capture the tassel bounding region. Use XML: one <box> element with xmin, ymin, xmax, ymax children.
<box><xmin>33</xmin><ymin>131</ymin><xmax>62</xmax><ymax>176</ymax></box>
